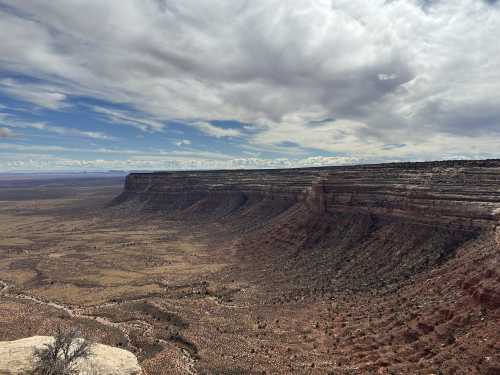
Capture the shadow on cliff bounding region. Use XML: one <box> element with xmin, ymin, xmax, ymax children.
<box><xmin>110</xmin><ymin>187</ymin><xmax>480</xmax><ymax>295</ymax></box>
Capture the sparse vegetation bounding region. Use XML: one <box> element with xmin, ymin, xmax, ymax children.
<box><xmin>0</xmin><ymin>165</ymin><xmax>499</xmax><ymax>374</ymax></box>
<box><xmin>32</xmin><ymin>327</ymin><xmax>92</xmax><ymax>375</ymax></box>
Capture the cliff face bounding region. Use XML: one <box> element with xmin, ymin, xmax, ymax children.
<box><xmin>118</xmin><ymin>160</ymin><xmax>500</xmax><ymax>227</ymax></box>
<box><xmin>114</xmin><ymin>160</ymin><xmax>500</xmax><ymax>291</ymax></box>
<box><xmin>308</xmin><ymin>163</ymin><xmax>500</xmax><ymax>227</ymax></box>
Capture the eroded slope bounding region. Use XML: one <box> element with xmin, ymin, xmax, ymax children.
<box><xmin>113</xmin><ymin>160</ymin><xmax>500</xmax><ymax>373</ymax></box>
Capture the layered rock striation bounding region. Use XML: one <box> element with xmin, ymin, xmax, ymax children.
<box><xmin>117</xmin><ymin>160</ymin><xmax>500</xmax><ymax>228</ymax></box>
<box><xmin>114</xmin><ymin>160</ymin><xmax>500</xmax><ymax>290</ymax></box>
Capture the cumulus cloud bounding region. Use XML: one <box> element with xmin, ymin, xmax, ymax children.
<box><xmin>0</xmin><ymin>0</ymin><xmax>498</xmax><ymax>165</ymax></box>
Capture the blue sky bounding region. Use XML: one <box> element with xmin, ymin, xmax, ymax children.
<box><xmin>0</xmin><ymin>1</ymin><xmax>499</xmax><ymax>171</ymax></box>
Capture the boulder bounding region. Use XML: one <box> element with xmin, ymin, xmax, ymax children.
<box><xmin>0</xmin><ymin>336</ymin><xmax>142</xmax><ymax>375</ymax></box>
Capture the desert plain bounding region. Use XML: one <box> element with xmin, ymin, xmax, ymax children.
<box><xmin>1</xmin><ymin>162</ymin><xmax>499</xmax><ymax>374</ymax></box>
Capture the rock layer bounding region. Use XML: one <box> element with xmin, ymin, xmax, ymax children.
<box><xmin>114</xmin><ymin>160</ymin><xmax>500</xmax><ymax>291</ymax></box>
<box><xmin>118</xmin><ymin>160</ymin><xmax>500</xmax><ymax>226</ymax></box>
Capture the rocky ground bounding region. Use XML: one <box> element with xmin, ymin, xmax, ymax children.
<box><xmin>0</xmin><ymin>336</ymin><xmax>141</xmax><ymax>375</ymax></box>
<box><xmin>0</xmin><ymin>162</ymin><xmax>499</xmax><ymax>374</ymax></box>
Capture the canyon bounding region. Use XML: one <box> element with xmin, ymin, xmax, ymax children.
<box><xmin>0</xmin><ymin>160</ymin><xmax>499</xmax><ymax>374</ymax></box>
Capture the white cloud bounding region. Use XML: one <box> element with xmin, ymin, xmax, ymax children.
<box><xmin>0</xmin><ymin>151</ymin><xmax>361</xmax><ymax>172</ymax></box>
<box><xmin>252</xmin><ymin>116</ymin><xmax>370</xmax><ymax>154</ymax></box>
<box><xmin>0</xmin><ymin>142</ymin><xmax>234</xmax><ymax>160</ymax></box>
<box><xmin>0</xmin><ymin>79</ymin><xmax>68</xmax><ymax>110</ymax></box>
<box><xmin>175</xmin><ymin>139</ymin><xmax>191</xmax><ymax>146</ymax></box>
<box><xmin>0</xmin><ymin>0</ymin><xmax>498</xmax><ymax>165</ymax></box>
<box><xmin>91</xmin><ymin>106</ymin><xmax>165</xmax><ymax>132</ymax></box>
<box><xmin>0</xmin><ymin>115</ymin><xmax>115</xmax><ymax>141</ymax></box>
<box><xmin>192</xmin><ymin>121</ymin><xmax>241</xmax><ymax>138</ymax></box>
<box><xmin>28</xmin><ymin>122</ymin><xmax>115</xmax><ymax>140</ymax></box>
<box><xmin>378</xmin><ymin>73</ymin><xmax>398</xmax><ymax>81</ymax></box>
<box><xmin>250</xmin><ymin>112</ymin><xmax>500</xmax><ymax>161</ymax></box>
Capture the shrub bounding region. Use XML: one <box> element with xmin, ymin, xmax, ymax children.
<box><xmin>32</xmin><ymin>327</ymin><xmax>92</xmax><ymax>375</ymax></box>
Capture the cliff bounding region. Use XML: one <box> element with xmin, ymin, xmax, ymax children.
<box><xmin>113</xmin><ymin>160</ymin><xmax>500</xmax><ymax>291</ymax></box>
<box><xmin>116</xmin><ymin>160</ymin><xmax>500</xmax><ymax>227</ymax></box>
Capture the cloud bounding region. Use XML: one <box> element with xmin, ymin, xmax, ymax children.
<box><xmin>192</xmin><ymin>121</ymin><xmax>241</xmax><ymax>138</ymax></box>
<box><xmin>0</xmin><ymin>127</ymin><xmax>15</xmax><ymax>138</ymax></box>
<box><xmin>0</xmin><ymin>79</ymin><xmax>68</xmax><ymax>110</ymax></box>
<box><xmin>0</xmin><ymin>1</ymin><xmax>417</xmax><ymax>122</ymax></box>
<box><xmin>0</xmin><ymin>113</ymin><xmax>115</xmax><ymax>140</ymax></box>
<box><xmin>175</xmin><ymin>139</ymin><xmax>191</xmax><ymax>146</ymax></box>
<box><xmin>91</xmin><ymin>106</ymin><xmax>165</xmax><ymax>132</ymax></box>
<box><xmin>0</xmin><ymin>142</ymin><xmax>234</xmax><ymax>160</ymax></box>
<box><xmin>0</xmin><ymin>149</ymin><xmax>362</xmax><ymax>172</ymax></box>
<box><xmin>0</xmin><ymin>0</ymin><xmax>498</xmax><ymax>166</ymax></box>
<box><xmin>27</xmin><ymin>122</ymin><xmax>115</xmax><ymax>140</ymax></box>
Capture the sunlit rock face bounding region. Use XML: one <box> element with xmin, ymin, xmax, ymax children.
<box><xmin>117</xmin><ymin>160</ymin><xmax>500</xmax><ymax>227</ymax></box>
<box><xmin>0</xmin><ymin>336</ymin><xmax>142</xmax><ymax>375</ymax></box>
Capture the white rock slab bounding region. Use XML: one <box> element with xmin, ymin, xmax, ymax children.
<box><xmin>0</xmin><ymin>336</ymin><xmax>142</xmax><ymax>375</ymax></box>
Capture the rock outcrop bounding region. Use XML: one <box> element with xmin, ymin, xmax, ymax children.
<box><xmin>113</xmin><ymin>160</ymin><xmax>500</xmax><ymax>291</ymax></box>
<box><xmin>0</xmin><ymin>336</ymin><xmax>142</xmax><ymax>375</ymax></box>
<box><xmin>116</xmin><ymin>160</ymin><xmax>500</xmax><ymax>227</ymax></box>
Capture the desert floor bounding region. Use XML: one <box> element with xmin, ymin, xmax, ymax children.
<box><xmin>0</xmin><ymin>178</ymin><xmax>498</xmax><ymax>374</ymax></box>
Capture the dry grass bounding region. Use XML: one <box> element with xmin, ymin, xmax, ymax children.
<box><xmin>0</xmin><ymin>185</ymin><xmax>224</xmax><ymax>310</ymax></box>
<box><xmin>2</xmin><ymin>178</ymin><xmax>498</xmax><ymax>375</ymax></box>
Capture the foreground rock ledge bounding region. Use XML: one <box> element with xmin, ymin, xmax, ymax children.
<box><xmin>0</xmin><ymin>336</ymin><xmax>142</xmax><ymax>375</ymax></box>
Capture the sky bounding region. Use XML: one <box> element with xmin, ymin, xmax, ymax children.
<box><xmin>0</xmin><ymin>0</ymin><xmax>499</xmax><ymax>172</ymax></box>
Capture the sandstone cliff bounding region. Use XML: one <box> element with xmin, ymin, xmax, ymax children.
<box><xmin>117</xmin><ymin>160</ymin><xmax>500</xmax><ymax>226</ymax></box>
<box><xmin>114</xmin><ymin>160</ymin><xmax>500</xmax><ymax>292</ymax></box>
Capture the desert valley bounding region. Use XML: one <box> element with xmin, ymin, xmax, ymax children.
<box><xmin>1</xmin><ymin>1</ymin><xmax>499</xmax><ymax>373</ymax></box>
<box><xmin>0</xmin><ymin>160</ymin><xmax>499</xmax><ymax>374</ymax></box>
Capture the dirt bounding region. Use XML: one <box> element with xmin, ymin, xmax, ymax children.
<box><xmin>0</xmin><ymin>163</ymin><xmax>499</xmax><ymax>374</ymax></box>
